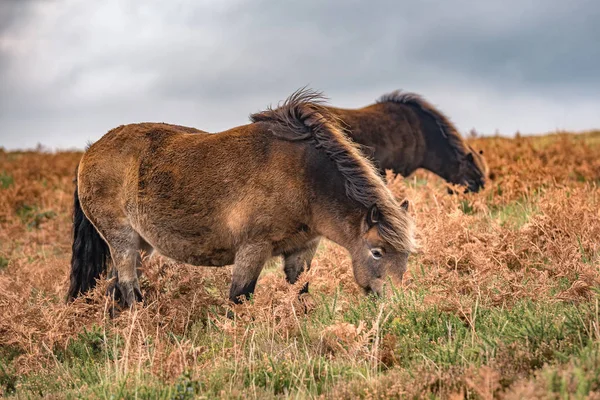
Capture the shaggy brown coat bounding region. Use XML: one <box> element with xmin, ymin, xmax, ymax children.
<box><xmin>67</xmin><ymin>89</ymin><xmax>415</xmax><ymax>308</ymax></box>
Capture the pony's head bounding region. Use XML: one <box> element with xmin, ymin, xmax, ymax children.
<box><xmin>456</xmin><ymin>145</ymin><xmax>489</xmax><ymax>193</ymax></box>
<box><xmin>352</xmin><ymin>199</ymin><xmax>414</xmax><ymax>296</ymax></box>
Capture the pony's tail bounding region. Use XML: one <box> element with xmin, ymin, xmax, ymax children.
<box><xmin>67</xmin><ymin>168</ymin><xmax>111</xmax><ymax>302</ymax></box>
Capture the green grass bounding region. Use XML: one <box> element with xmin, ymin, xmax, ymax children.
<box><xmin>0</xmin><ymin>171</ymin><xmax>13</xmax><ymax>189</ymax></box>
<box><xmin>459</xmin><ymin>199</ymin><xmax>476</xmax><ymax>215</ymax></box>
<box><xmin>489</xmin><ymin>196</ymin><xmax>538</xmax><ymax>228</ymax></box>
<box><xmin>576</xmin><ymin>130</ymin><xmax>600</xmax><ymax>147</ymax></box>
<box><xmin>0</xmin><ymin>256</ymin><xmax>8</xmax><ymax>270</ymax></box>
<box><xmin>542</xmin><ymin>344</ymin><xmax>600</xmax><ymax>399</ymax></box>
<box><xmin>578</xmin><ymin>236</ymin><xmax>600</xmax><ymax>265</ymax></box>
<box><xmin>0</xmin><ymin>346</ymin><xmax>22</xmax><ymax>397</ymax></box>
<box><xmin>4</xmin><ymin>289</ymin><xmax>600</xmax><ymax>399</ymax></box>
<box><xmin>15</xmin><ymin>204</ymin><xmax>56</xmax><ymax>230</ymax></box>
<box><xmin>404</xmin><ymin>175</ymin><xmax>430</xmax><ymax>188</ymax></box>
<box><xmin>493</xmin><ymin>200</ymin><xmax>537</xmax><ymax>228</ymax></box>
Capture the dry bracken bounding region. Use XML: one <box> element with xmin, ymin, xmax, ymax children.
<box><xmin>0</xmin><ymin>131</ymin><xmax>599</xmax><ymax>398</ymax></box>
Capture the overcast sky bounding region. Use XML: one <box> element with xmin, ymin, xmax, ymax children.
<box><xmin>1</xmin><ymin>0</ymin><xmax>599</xmax><ymax>150</ymax></box>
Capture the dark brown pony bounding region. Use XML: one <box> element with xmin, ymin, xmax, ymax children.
<box><xmin>327</xmin><ymin>90</ymin><xmax>489</xmax><ymax>192</ymax></box>
<box><xmin>67</xmin><ymin>89</ymin><xmax>415</xmax><ymax>308</ymax></box>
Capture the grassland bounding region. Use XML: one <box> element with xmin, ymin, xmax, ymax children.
<box><xmin>1</xmin><ymin>131</ymin><xmax>600</xmax><ymax>399</ymax></box>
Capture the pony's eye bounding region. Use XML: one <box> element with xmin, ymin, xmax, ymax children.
<box><xmin>370</xmin><ymin>248</ymin><xmax>384</xmax><ymax>260</ymax></box>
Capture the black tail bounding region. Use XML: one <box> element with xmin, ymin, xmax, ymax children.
<box><xmin>67</xmin><ymin>169</ymin><xmax>111</xmax><ymax>302</ymax></box>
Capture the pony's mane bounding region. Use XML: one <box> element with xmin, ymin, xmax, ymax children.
<box><xmin>377</xmin><ymin>90</ymin><xmax>469</xmax><ymax>158</ymax></box>
<box><xmin>251</xmin><ymin>88</ymin><xmax>415</xmax><ymax>253</ymax></box>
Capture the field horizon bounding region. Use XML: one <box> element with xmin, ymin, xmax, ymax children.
<box><xmin>0</xmin><ymin>128</ymin><xmax>597</xmax><ymax>154</ymax></box>
<box><xmin>1</xmin><ymin>130</ymin><xmax>600</xmax><ymax>399</ymax></box>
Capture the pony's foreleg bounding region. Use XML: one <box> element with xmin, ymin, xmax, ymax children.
<box><xmin>229</xmin><ymin>242</ymin><xmax>272</xmax><ymax>304</ymax></box>
<box><xmin>283</xmin><ymin>238</ymin><xmax>319</xmax><ymax>295</ymax></box>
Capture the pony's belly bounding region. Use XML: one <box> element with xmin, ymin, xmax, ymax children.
<box><xmin>155</xmin><ymin>243</ymin><xmax>236</xmax><ymax>267</ymax></box>
<box><xmin>137</xmin><ymin>226</ymin><xmax>235</xmax><ymax>267</ymax></box>
<box><xmin>179</xmin><ymin>250</ymin><xmax>235</xmax><ymax>267</ymax></box>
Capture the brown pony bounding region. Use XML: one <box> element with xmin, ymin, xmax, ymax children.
<box><xmin>67</xmin><ymin>89</ymin><xmax>416</xmax><ymax>308</ymax></box>
<box><xmin>327</xmin><ymin>90</ymin><xmax>489</xmax><ymax>192</ymax></box>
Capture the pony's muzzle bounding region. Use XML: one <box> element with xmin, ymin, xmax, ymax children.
<box><xmin>468</xmin><ymin>179</ymin><xmax>485</xmax><ymax>192</ymax></box>
<box><xmin>364</xmin><ymin>278</ymin><xmax>385</xmax><ymax>297</ymax></box>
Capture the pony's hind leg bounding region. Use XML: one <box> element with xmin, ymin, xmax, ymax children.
<box><xmin>105</xmin><ymin>227</ymin><xmax>153</xmax><ymax>308</ymax></box>
<box><xmin>283</xmin><ymin>239</ymin><xmax>319</xmax><ymax>295</ymax></box>
<box><xmin>229</xmin><ymin>242</ymin><xmax>272</xmax><ymax>304</ymax></box>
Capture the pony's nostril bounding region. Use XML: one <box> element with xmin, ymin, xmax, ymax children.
<box><xmin>364</xmin><ymin>284</ymin><xmax>383</xmax><ymax>297</ymax></box>
<box><xmin>466</xmin><ymin>180</ymin><xmax>483</xmax><ymax>193</ymax></box>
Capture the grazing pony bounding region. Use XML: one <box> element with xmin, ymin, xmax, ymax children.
<box><xmin>327</xmin><ymin>90</ymin><xmax>489</xmax><ymax>192</ymax></box>
<box><xmin>67</xmin><ymin>89</ymin><xmax>415</xmax><ymax>308</ymax></box>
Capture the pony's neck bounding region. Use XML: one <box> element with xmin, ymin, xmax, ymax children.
<box><xmin>414</xmin><ymin>112</ymin><xmax>462</xmax><ymax>184</ymax></box>
<box><xmin>303</xmin><ymin>142</ymin><xmax>369</xmax><ymax>250</ymax></box>
<box><xmin>421</xmin><ymin>138</ymin><xmax>461</xmax><ymax>183</ymax></box>
<box><xmin>315</xmin><ymin>207</ymin><xmax>364</xmax><ymax>254</ymax></box>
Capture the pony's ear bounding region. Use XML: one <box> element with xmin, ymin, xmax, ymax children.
<box><xmin>400</xmin><ymin>199</ymin><xmax>409</xmax><ymax>211</ymax></box>
<box><xmin>466</xmin><ymin>153</ymin><xmax>474</xmax><ymax>162</ymax></box>
<box><xmin>367</xmin><ymin>204</ymin><xmax>379</xmax><ymax>227</ymax></box>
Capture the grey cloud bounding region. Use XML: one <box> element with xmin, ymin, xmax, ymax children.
<box><xmin>0</xmin><ymin>0</ymin><xmax>38</xmax><ymax>33</ymax></box>
<box><xmin>0</xmin><ymin>0</ymin><xmax>599</xmax><ymax>149</ymax></box>
<box><xmin>138</xmin><ymin>0</ymin><xmax>600</xmax><ymax>102</ymax></box>
<box><xmin>407</xmin><ymin>0</ymin><xmax>600</xmax><ymax>93</ymax></box>
<box><xmin>152</xmin><ymin>0</ymin><xmax>414</xmax><ymax>100</ymax></box>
